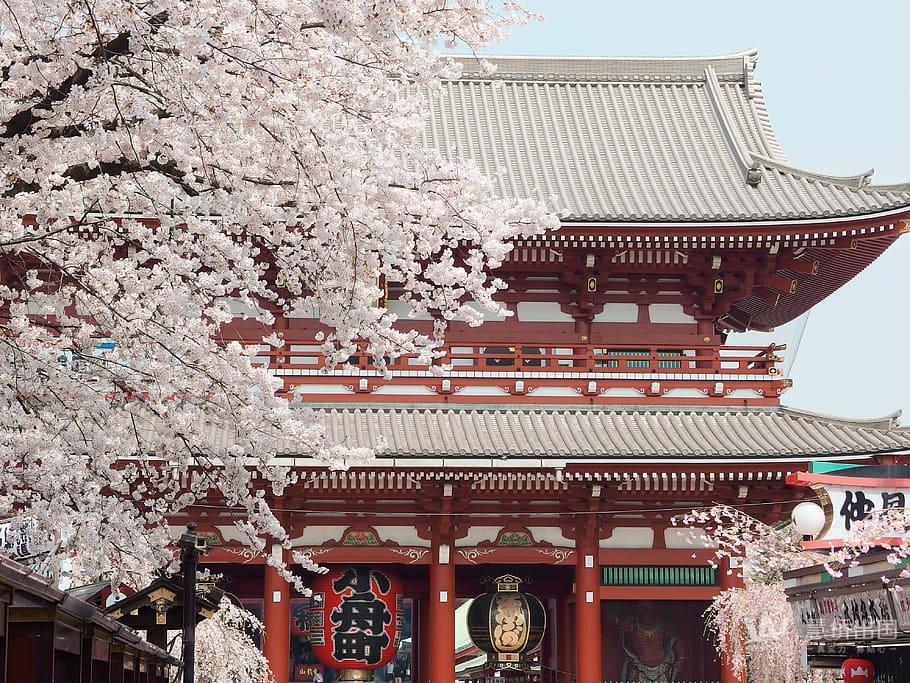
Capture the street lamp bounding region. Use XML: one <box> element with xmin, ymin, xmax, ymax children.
<box><xmin>791</xmin><ymin>501</ymin><xmax>826</xmax><ymax>541</ymax></box>
<box><xmin>179</xmin><ymin>522</ymin><xmax>210</xmax><ymax>683</ymax></box>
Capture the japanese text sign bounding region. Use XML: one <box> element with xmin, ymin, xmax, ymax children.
<box><xmin>308</xmin><ymin>567</ymin><xmax>403</xmax><ymax>671</ymax></box>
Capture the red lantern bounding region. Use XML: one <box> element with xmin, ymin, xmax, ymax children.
<box><xmin>842</xmin><ymin>658</ymin><xmax>874</xmax><ymax>683</ymax></box>
<box><xmin>307</xmin><ymin>567</ymin><xmax>402</xmax><ymax>680</ymax></box>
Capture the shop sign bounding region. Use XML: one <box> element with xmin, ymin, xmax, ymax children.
<box><xmin>790</xmin><ymin>597</ymin><xmax>821</xmax><ymax>639</ymax></box>
<box><xmin>889</xmin><ymin>586</ymin><xmax>910</xmax><ymax>632</ymax></box>
<box><xmin>827</xmin><ymin>485</ymin><xmax>910</xmax><ymax>537</ymax></box>
<box><xmin>0</xmin><ymin>517</ymin><xmax>52</xmax><ymax>576</ymax></box>
<box><xmin>815</xmin><ymin>588</ymin><xmax>898</xmax><ymax>641</ymax></box>
<box><xmin>787</xmin><ymin>471</ymin><xmax>910</xmax><ymax>543</ymax></box>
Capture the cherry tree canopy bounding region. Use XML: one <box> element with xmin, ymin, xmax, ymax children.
<box><xmin>0</xmin><ymin>0</ymin><xmax>554</xmax><ymax>587</ymax></box>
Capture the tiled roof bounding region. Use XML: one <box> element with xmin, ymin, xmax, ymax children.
<box><xmin>423</xmin><ymin>50</ymin><xmax>910</xmax><ymax>222</ymax></box>
<box><xmin>298</xmin><ymin>405</ymin><xmax>909</xmax><ymax>461</ymax></box>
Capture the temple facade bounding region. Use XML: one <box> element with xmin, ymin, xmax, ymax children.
<box><xmin>191</xmin><ymin>50</ymin><xmax>910</xmax><ymax>683</ymax></box>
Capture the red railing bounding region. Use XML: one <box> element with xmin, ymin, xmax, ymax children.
<box><xmin>261</xmin><ymin>342</ymin><xmax>784</xmax><ymax>377</ymax></box>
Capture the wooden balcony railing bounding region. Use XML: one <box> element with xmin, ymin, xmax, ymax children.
<box><xmin>254</xmin><ymin>341</ymin><xmax>788</xmax><ymax>406</ymax></box>
<box><xmin>261</xmin><ymin>341</ymin><xmax>783</xmax><ymax>375</ymax></box>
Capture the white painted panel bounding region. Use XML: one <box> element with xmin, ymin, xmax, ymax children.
<box><xmin>215</xmin><ymin>297</ymin><xmax>267</xmax><ymax>320</ymax></box>
<box><xmin>292</xmin><ymin>525</ymin><xmax>349</xmax><ymax>546</ymax></box>
<box><xmin>516</xmin><ymin>302</ymin><xmax>573</xmax><ymax>322</ymax></box>
<box><xmin>600</xmin><ymin>527</ymin><xmax>655</xmax><ymax>548</ymax></box>
<box><xmin>725</xmin><ymin>389</ymin><xmax>766</xmax><ymax>399</ymax></box>
<box><xmin>456</xmin><ymin>526</ymin><xmax>503</xmax><ymax>547</ymax></box>
<box><xmin>371</xmin><ymin>385</ymin><xmax>437</xmax><ymax>395</ymax></box>
<box><xmin>386</xmin><ymin>300</ymin><xmax>433</xmax><ymax>321</ymax></box>
<box><xmin>529</xmin><ymin>387</ymin><xmax>579</xmax><ymax>397</ymax></box>
<box><xmin>293</xmin><ymin>384</ymin><xmax>354</xmax><ymax>394</ymax></box>
<box><xmin>593</xmin><ymin>303</ymin><xmax>638</xmax><ymax>323</ymax></box>
<box><xmin>457</xmin><ymin>385</ymin><xmax>510</xmax><ymax>396</ymax></box>
<box><xmin>215</xmin><ymin>525</ymin><xmax>258</xmax><ymax>544</ymax></box>
<box><xmin>372</xmin><ymin>526</ymin><xmax>431</xmax><ymax>548</ymax></box>
<box><xmin>462</xmin><ymin>302</ymin><xmax>508</xmax><ymax>321</ymax></box>
<box><xmin>600</xmin><ymin>387</ymin><xmax>646</xmax><ymax>397</ymax></box>
<box><xmin>526</xmin><ymin>527</ymin><xmax>574</xmax><ymax>547</ymax></box>
<box><xmin>662</xmin><ymin>388</ymin><xmax>709</xmax><ymax>398</ymax></box>
<box><xmin>287</xmin><ymin>299</ymin><xmax>321</xmax><ymax>318</ymax></box>
<box><xmin>664</xmin><ymin>527</ymin><xmax>717</xmax><ymax>549</ymax></box>
<box><xmin>648</xmin><ymin>303</ymin><xmax>695</xmax><ymax>324</ymax></box>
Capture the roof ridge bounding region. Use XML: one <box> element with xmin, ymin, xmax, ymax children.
<box><xmin>704</xmin><ymin>65</ymin><xmax>754</xmax><ymax>178</ymax></box>
<box><xmin>779</xmin><ymin>405</ymin><xmax>903</xmax><ymax>431</ymax></box>
<box><xmin>751</xmin><ymin>153</ymin><xmax>879</xmax><ymax>190</ymax></box>
<box><xmin>454</xmin><ymin>48</ymin><xmax>758</xmax><ymax>65</ymax></box>
<box><xmin>452</xmin><ymin>49</ymin><xmax>758</xmax><ymax>82</ymax></box>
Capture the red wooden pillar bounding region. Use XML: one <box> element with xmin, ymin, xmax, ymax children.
<box><xmin>263</xmin><ymin>551</ymin><xmax>290</xmax><ymax>683</ymax></box>
<box><xmin>541</xmin><ymin>598</ymin><xmax>554</xmax><ymax>683</ymax></box>
<box><xmin>556</xmin><ymin>596</ymin><xmax>573</xmax><ymax>683</ymax></box>
<box><xmin>416</xmin><ymin>594</ymin><xmax>431</xmax><ymax>683</ymax></box>
<box><xmin>719</xmin><ymin>558</ymin><xmax>746</xmax><ymax>683</ymax></box>
<box><xmin>574</xmin><ymin>525</ymin><xmax>601</xmax><ymax>683</ymax></box>
<box><xmin>428</xmin><ymin>527</ymin><xmax>455</xmax><ymax>683</ymax></box>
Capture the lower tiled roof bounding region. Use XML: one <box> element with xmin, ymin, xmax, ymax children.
<box><xmin>305</xmin><ymin>405</ymin><xmax>909</xmax><ymax>461</ymax></box>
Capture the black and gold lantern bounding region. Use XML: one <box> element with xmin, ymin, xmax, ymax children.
<box><xmin>466</xmin><ymin>574</ymin><xmax>546</xmax><ymax>671</ymax></box>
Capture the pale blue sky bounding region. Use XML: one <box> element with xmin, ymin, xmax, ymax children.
<box><xmin>478</xmin><ymin>0</ymin><xmax>910</xmax><ymax>422</ymax></box>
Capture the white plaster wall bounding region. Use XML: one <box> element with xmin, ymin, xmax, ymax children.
<box><xmin>293</xmin><ymin>384</ymin><xmax>354</xmax><ymax>395</ymax></box>
<box><xmin>648</xmin><ymin>303</ymin><xmax>695</xmax><ymax>324</ymax></box>
<box><xmin>371</xmin><ymin>385</ymin><xmax>437</xmax><ymax>395</ymax></box>
<box><xmin>526</xmin><ymin>527</ymin><xmax>574</xmax><ymax>547</ymax></box>
<box><xmin>456</xmin><ymin>526</ymin><xmax>503</xmax><ymax>547</ymax></box>
<box><xmin>516</xmin><ymin>302</ymin><xmax>574</xmax><ymax>322</ymax></box>
<box><xmin>386</xmin><ymin>300</ymin><xmax>433</xmax><ymax>321</ymax></box>
<box><xmin>664</xmin><ymin>527</ymin><xmax>717</xmax><ymax>549</ymax></box>
<box><xmin>462</xmin><ymin>302</ymin><xmax>508</xmax><ymax>321</ymax></box>
<box><xmin>600</xmin><ymin>527</ymin><xmax>655</xmax><ymax>548</ymax></box>
<box><xmin>371</xmin><ymin>526</ymin><xmax>431</xmax><ymax>548</ymax></box>
<box><xmin>593</xmin><ymin>303</ymin><xmax>639</xmax><ymax>323</ymax></box>
<box><xmin>290</xmin><ymin>526</ymin><xmax>349</xmax><ymax>547</ymax></box>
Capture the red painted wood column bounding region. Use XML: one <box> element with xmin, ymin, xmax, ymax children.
<box><xmin>429</xmin><ymin>524</ymin><xmax>455</xmax><ymax>683</ymax></box>
<box><xmin>263</xmin><ymin>548</ymin><xmax>291</xmax><ymax>683</ymax></box>
<box><xmin>574</xmin><ymin>523</ymin><xmax>602</xmax><ymax>683</ymax></box>
<box><xmin>556</xmin><ymin>595</ymin><xmax>573</xmax><ymax>683</ymax></box>
<box><xmin>417</xmin><ymin>594</ymin><xmax>431</xmax><ymax>683</ymax></box>
<box><xmin>719</xmin><ymin>558</ymin><xmax>746</xmax><ymax>683</ymax></box>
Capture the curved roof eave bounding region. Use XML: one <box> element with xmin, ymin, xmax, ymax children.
<box><xmin>428</xmin><ymin>49</ymin><xmax>910</xmax><ymax>224</ymax></box>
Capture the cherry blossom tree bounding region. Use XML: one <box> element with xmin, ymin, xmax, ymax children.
<box><xmin>0</xmin><ymin>0</ymin><xmax>555</xmax><ymax>590</ymax></box>
<box><xmin>190</xmin><ymin>598</ymin><xmax>273</xmax><ymax>683</ymax></box>
<box><xmin>676</xmin><ymin>505</ymin><xmax>910</xmax><ymax>683</ymax></box>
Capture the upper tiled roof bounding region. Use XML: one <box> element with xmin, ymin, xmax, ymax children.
<box><xmin>271</xmin><ymin>405</ymin><xmax>909</xmax><ymax>461</ymax></box>
<box><xmin>423</xmin><ymin>50</ymin><xmax>910</xmax><ymax>222</ymax></box>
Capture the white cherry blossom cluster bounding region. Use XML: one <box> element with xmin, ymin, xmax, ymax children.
<box><xmin>192</xmin><ymin>597</ymin><xmax>274</xmax><ymax>683</ymax></box>
<box><xmin>0</xmin><ymin>0</ymin><xmax>555</xmax><ymax>591</ymax></box>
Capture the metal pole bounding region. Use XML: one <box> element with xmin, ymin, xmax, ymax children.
<box><xmin>180</xmin><ymin>521</ymin><xmax>199</xmax><ymax>683</ymax></box>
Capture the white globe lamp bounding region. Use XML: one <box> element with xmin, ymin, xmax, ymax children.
<box><xmin>791</xmin><ymin>501</ymin><xmax>826</xmax><ymax>540</ymax></box>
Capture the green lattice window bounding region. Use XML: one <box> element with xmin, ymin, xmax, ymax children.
<box><xmin>601</xmin><ymin>565</ymin><xmax>717</xmax><ymax>586</ymax></box>
<box><xmin>600</xmin><ymin>349</ymin><xmax>682</xmax><ymax>369</ymax></box>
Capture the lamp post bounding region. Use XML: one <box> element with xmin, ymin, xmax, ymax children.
<box><xmin>791</xmin><ymin>501</ymin><xmax>826</xmax><ymax>542</ymax></box>
<box><xmin>179</xmin><ymin>522</ymin><xmax>200</xmax><ymax>683</ymax></box>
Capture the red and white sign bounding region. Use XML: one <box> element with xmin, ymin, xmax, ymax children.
<box><xmin>307</xmin><ymin>567</ymin><xmax>402</xmax><ymax>672</ymax></box>
<box><xmin>787</xmin><ymin>471</ymin><xmax>910</xmax><ymax>547</ymax></box>
<box><xmin>841</xmin><ymin>658</ymin><xmax>874</xmax><ymax>683</ymax></box>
